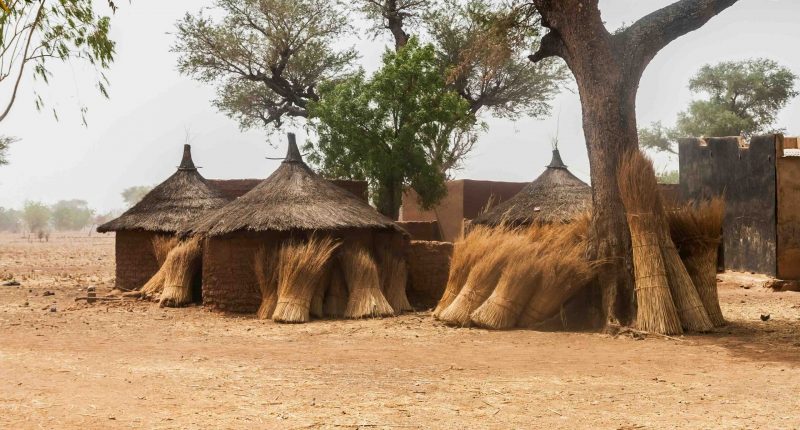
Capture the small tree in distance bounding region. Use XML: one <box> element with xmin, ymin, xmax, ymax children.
<box><xmin>641</xmin><ymin>58</ymin><xmax>798</xmax><ymax>153</ymax></box>
<box><xmin>51</xmin><ymin>200</ymin><xmax>94</xmax><ymax>231</ymax></box>
<box><xmin>22</xmin><ymin>201</ymin><xmax>51</xmax><ymax>238</ymax></box>
<box><xmin>121</xmin><ymin>186</ymin><xmax>152</xmax><ymax>207</ymax></box>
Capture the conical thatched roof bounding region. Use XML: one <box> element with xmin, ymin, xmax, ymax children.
<box><xmin>472</xmin><ymin>149</ymin><xmax>592</xmax><ymax>227</ymax></box>
<box><xmin>97</xmin><ymin>145</ymin><xmax>230</xmax><ymax>233</ymax></box>
<box><xmin>186</xmin><ymin>133</ymin><xmax>402</xmax><ymax>237</ymax></box>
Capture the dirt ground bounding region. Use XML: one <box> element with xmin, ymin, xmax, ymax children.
<box><xmin>1</xmin><ymin>233</ymin><xmax>799</xmax><ymax>429</ymax></box>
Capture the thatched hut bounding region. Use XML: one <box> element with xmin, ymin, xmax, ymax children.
<box><xmin>472</xmin><ymin>149</ymin><xmax>592</xmax><ymax>227</ymax></box>
<box><xmin>98</xmin><ymin>145</ymin><xmax>229</xmax><ymax>291</ymax></box>
<box><xmin>185</xmin><ymin>133</ymin><xmax>406</xmax><ymax>314</ymax></box>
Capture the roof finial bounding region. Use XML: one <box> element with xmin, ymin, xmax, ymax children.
<box><xmin>178</xmin><ymin>144</ymin><xmax>197</xmax><ymax>170</ymax></box>
<box><xmin>547</xmin><ymin>148</ymin><xmax>567</xmax><ymax>169</ymax></box>
<box><xmin>284</xmin><ymin>132</ymin><xmax>303</xmax><ymax>163</ymax></box>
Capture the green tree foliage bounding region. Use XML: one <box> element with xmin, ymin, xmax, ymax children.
<box><xmin>0</xmin><ymin>0</ymin><xmax>117</xmax><ymax>125</ymax></box>
<box><xmin>656</xmin><ymin>169</ymin><xmax>679</xmax><ymax>185</ymax></box>
<box><xmin>306</xmin><ymin>39</ymin><xmax>475</xmax><ymax>219</ymax></box>
<box><xmin>641</xmin><ymin>58</ymin><xmax>798</xmax><ymax>153</ymax></box>
<box><xmin>121</xmin><ymin>185</ymin><xmax>152</xmax><ymax>207</ymax></box>
<box><xmin>173</xmin><ymin>0</ymin><xmax>356</xmax><ymax>129</ymax></box>
<box><xmin>22</xmin><ymin>201</ymin><xmax>51</xmax><ymax>234</ymax></box>
<box><xmin>0</xmin><ymin>207</ymin><xmax>21</xmax><ymax>232</ymax></box>
<box><xmin>51</xmin><ymin>199</ymin><xmax>93</xmax><ymax>231</ymax></box>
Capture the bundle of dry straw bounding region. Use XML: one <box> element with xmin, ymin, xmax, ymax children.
<box><xmin>377</xmin><ymin>238</ymin><xmax>412</xmax><ymax>314</ymax></box>
<box><xmin>140</xmin><ymin>236</ymin><xmax>179</xmax><ymax>297</ymax></box>
<box><xmin>340</xmin><ymin>244</ymin><xmax>394</xmax><ymax>319</ymax></box>
<box><xmin>433</xmin><ymin>226</ymin><xmax>497</xmax><ymax>318</ymax></box>
<box><xmin>438</xmin><ymin>229</ymin><xmax>526</xmax><ymax>327</ymax></box>
<box><xmin>668</xmin><ymin>198</ymin><xmax>726</xmax><ymax>326</ymax></box>
<box><xmin>159</xmin><ymin>237</ymin><xmax>203</xmax><ymax>307</ymax></box>
<box><xmin>272</xmin><ymin>236</ymin><xmax>339</xmax><ymax>324</ymax></box>
<box><xmin>517</xmin><ymin>216</ymin><xmax>597</xmax><ymax>328</ymax></box>
<box><xmin>618</xmin><ymin>150</ymin><xmax>683</xmax><ymax>335</ymax></box>
<box><xmin>254</xmin><ymin>245</ymin><xmax>279</xmax><ymax>320</ymax></box>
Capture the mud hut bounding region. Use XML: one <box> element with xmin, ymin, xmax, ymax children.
<box><xmin>98</xmin><ymin>145</ymin><xmax>229</xmax><ymax>291</ymax></box>
<box><xmin>185</xmin><ymin>133</ymin><xmax>406</xmax><ymax>314</ymax></box>
<box><xmin>472</xmin><ymin>149</ymin><xmax>592</xmax><ymax>227</ymax></box>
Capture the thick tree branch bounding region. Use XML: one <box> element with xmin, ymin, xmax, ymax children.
<box><xmin>621</xmin><ymin>0</ymin><xmax>740</xmax><ymax>69</ymax></box>
<box><xmin>528</xmin><ymin>30</ymin><xmax>566</xmax><ymax>63</ymax></box>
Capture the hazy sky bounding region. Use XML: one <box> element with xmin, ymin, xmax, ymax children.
<box><xmin>1</xmin><ymin>0</ymin><xmax>798</xmax><ymax>212</ymax></box>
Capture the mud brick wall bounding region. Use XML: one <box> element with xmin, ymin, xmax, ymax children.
<box><xmin>776</xmin><ymin>136</ymin><xmax>800</xmax><ymax>279</ymax></box>
<box><xmin>679</xmin><ymin>136</ymin><xmax>778</xmax><ymax>276</ymax></box>
<box><xmin>203</xmin><ymin>233</ymin><xmax>272</xmax><ymax>313</ymax></box>
<box><xmin>115</xmin><ymin>230</ymin><xmax>161</xmax><ymax>291</ymax></box>
<box><xmin>395</xmin><ymin>221</ymin><xmax>441</xmax><ymax>241</ymax></box>
<box><xmin>407</xmin><ymin>240</ymin><xmax>453</xmax><ymax>309</ymax></box>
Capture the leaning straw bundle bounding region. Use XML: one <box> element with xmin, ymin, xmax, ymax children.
<box><xmin>517</xmin><ymin>236</ymin><xmax>597</xmax><ymax>328</ymax></box>
<box><xmin>140</xmin><ymin>266</ymin><xmax>167</xmax><ymax>298</ymax></box>
<box><xmin>438</xmin><ymin>230</ymin><xmax>525</xmax><ymax>327</ymax></box>
<box><xmin>668</xmin><ymin>198</ymin><xmax>726</xmax><ymax>326</ymax></box>
<box><xmin>377</xmin><ymin>239</ymin><xmax>412</xmax><ymax>314</ymax></box>
<box><xmin>254</xmin><ymin>245</ymin><xmax>279</xmax><ymax>320</ymax></box>
<box><xmin>152</xmin><ymin>235</ymin><xmax>178</xmax><ymax>266</ymax></box>
<box><xmin>273</xmin><ymin>236</ymin><xmax>339</xmax><ymax>324</ymax></box>
<box><xmin>433</xmin><ymin>226</ymin><xmax>498</xmax><ymax>318</ymax></box>
<box><xmin>618</xmin><ymin>150</ymin><xmax>682</xmax><ymax>335</ymax></box>
<box><xmin>159</xmin><ymin>237</ymin><xmax>203</xmax><ymax>307</ymax></box>
<box><xmin>656</xmin><ymin>197</ymin><xmax>713</xmax><ymax>332</ymax></box>
<box><xmin>340</xmin><ymin>244</ymin><xmax>394</xmax><ymax>319</ymax></box>
<box><xmin>470</xmin><ymin>238</ymin><xmax>547</xmax><ymax>330</ymax></box>
<box><xmin>310</xmin><ymin>261</ymin><xmax>332</xmax><ymax>319</ymax></box>
<box><xmin>323</xmin><ymin>263</ymin><xmax>348</xmax><ymax>318</ymax></box>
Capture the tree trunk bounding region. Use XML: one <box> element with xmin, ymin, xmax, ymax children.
<box><xmin>377</xmin><ymin>181</ymin><xmax>402</xmax><ymax>221</ymax></box>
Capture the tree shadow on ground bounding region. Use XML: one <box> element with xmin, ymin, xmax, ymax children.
<box><xmin>696</xmin><ymin>319</ymin><xmax>800</xmax><ymax>365</ymax></box>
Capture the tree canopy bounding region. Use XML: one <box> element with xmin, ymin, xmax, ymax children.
<box><xmin>22</xmin><ymin>201</ymin><xmax>51</xmax><ymax>234</ymax></box>
<box><xmin>121</xmin><ymin>185</ymin><xmax>152</xmax><ymax>207</ymax></box>
<box><xmin>51</xmin><ymin>199</ymin><xmax>93</xmax><ymax>231</ymax></box>
<box><xmin>641</xmin><ymin>58</ymin><xmax>798</xmax><ymax>153</ymax></box>
<box><xmin>306</xmin><ymin>39</ymin><xmax>475</xmax><ymax>219</ymax></box>
<box><xmin>173</xmin><ymin>0</ymin><xmax>356</xmax><ymax>129</ymax></box>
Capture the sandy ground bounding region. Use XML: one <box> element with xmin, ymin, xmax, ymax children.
<box><xmin>1</xmin><ymin>233</ymin><xmax>800</xmax><ymax>429</ymax></box>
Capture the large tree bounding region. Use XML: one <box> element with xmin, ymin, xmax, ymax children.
<box><xmin>51</xmin><ymin>199</ymin><xmax>94</xmax><ymax>231</ymax></box>
<box><xmin>121</xmin><ymin>185</ymin><xmax>152</xmax><ymax>207</ymax></box>
<box><xmin>499</xmin><ymin>0</ymin><xmax>741</xmax><ymax>327</ymax></box>
<box><xmin>307</xmin><ymin>39</ymin><xmax>475</xmax><ymax>219</ymax></box>
<box><xmin>641</xmin><ymin>58</ymin><xmax>798</xmax><ymax>153</ymax></box>
<box><xmin>173</xmin><ymin>0</ymin><xmax>356</xmax><ymax>129</ymax></box>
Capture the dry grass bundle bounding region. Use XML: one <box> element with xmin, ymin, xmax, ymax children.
<box><xmin>254</xmin><ymin>245</ymin><xmax>279</xmax><ymax>320</ymax></box>
<box><xmin>340</xmin><ymin>245</ymin><xmax>394</xmax><ymax>319</ymax></box>
<box><xmin>140</xmin><ymin>266</ymin><xmax>167</xmax><ymax>299</ymax></box>
<box><xmin>310</xmin><ymin>262</ymin><xmax>332</xmax><ymax>319</ymax></box>
<box><xmin>438</xmin><ymin>230</ymin><xmax>526</xmax><ymax>327</ymax></box>
<box><xmin>433</xmin><ymin>226</ymin><xmax>498</xmax><ymax>318</ymax></box>
<box><xmin>618</xmin><ymin>150</ymin><xmax>682</xmax><ymax>335</ymax></box>
<box><xmin>324</xmin><ymin>263</ymin><xmax>348</xmax><ymax>318</ymax></box>
<box><xmin>668</xmin><ymin>198</ymin><xmax>726</xmax><ymax>326</ymax></box>
<box><xmin>272</xmin><ymin>236</ymin><xmax>339</xmax><ymax>323</ymax></box>
<box><xmin>513</xmin><ymin>216</ymin><xmax>596</xmax><ymax>328</ymax></box>
<box><xmin>377</xmin><ymin>238</ymin><xmax>412</xmax><ymax>314</ymax></box>
<box><xmin>152</xmin><ymin>235</ymin><xmax>179</xmax><ymax>266</ymax></box>
<box><xmin>159</xmin><ymin>237</ymin><xmax>203</xmax><ymax>307</ymax></box>
<box><xmin>470</xmin><ymin>239</ymin><xmax>546</xmax><ymax>329</ymax></box>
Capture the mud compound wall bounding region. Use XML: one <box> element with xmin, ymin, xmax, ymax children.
<box><xmin>776</xmin><ymin>136</ymin><xmax>800</xmax><ymax>279</ymax></box>
<box><xmin>406</xmin><ymin>240</ymin><xmax>453</xmax><ymax>309</ymax></box>
<box><xmin>114</xmin><ymin>230</ymin><xmax>161</xmax><ymax>291</ymax></box>
<box><xmin>679</xmin><ymin>136</ymin><xmax>778</xmax><ymax>276</ymax></box>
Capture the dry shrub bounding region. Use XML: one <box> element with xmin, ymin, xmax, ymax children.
<box><xmin>340</xmin><ymin>244</ymin><xmax>394</xmax><ymax>319</ymax></box>
<box><xmin>438</xmin><ymin>229</ymin><xmax>526</xmax><ymax>327</ymax></box>
<box><xmin>159</xmin><ymin>237</ymin><xmax>203</xmax><ymax>308</ymax></box>
<box><xmin>152</xmin><ymin>235</ymin><xmax>178</xmax><ymax>266</ymax></box>
<box><xmin>254</xmin><ymin>245</ymin><xmax>279</xmax><ymax>320</ymax></box>
<box><xmin>668</xmin><ymin>198</ymin><xmax>726</xmax><ymax>326</ymax></box>
<box><xmin>273</xmin><ymin>236</ymin><xmax>339</xmax><ymax>324</ymax></box>
<box><xmin>377</xmin><ymin>236</ymin><xmax>412</xmax><ymax>314</ymax></box>
<box><xmin>618</xmin><ymin>150</ymin><xmax>683</xmax><ymax>335</ymax></box>
<box><xmin>433</xmin><ymin>226</ymin><xmax>502</xmax><ymax>318</ymax></box>
<box><xmin>324</xmin><ymin>263</ymin><xmax>348</xmax><ymax>318</ymax></box>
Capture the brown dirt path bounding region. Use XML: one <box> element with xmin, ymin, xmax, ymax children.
<box><xmin>1</xmin><ymin>234</ymin><xmax>799</xmax><ymax>429</ymax></box>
